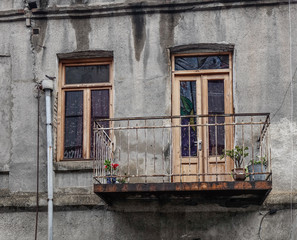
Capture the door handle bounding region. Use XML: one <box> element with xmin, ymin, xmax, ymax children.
<box><xmin>194</xmin><ymin>140</ymin><xmax>202</xmax><ymax>151</ymax></box>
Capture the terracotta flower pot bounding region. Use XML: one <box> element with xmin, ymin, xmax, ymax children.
<box><xmin>231</xmin><ymin>168</ymin><xmax>246</xmax><ymax>181</ymax></box>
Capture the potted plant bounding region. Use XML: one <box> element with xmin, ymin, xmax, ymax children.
<box><xmin>104</xmin><ymin>159</ymin><xmax>119</xmax><ymax>184</ymax></box>
<box><xmin>247</xmin><ymin>156</ymin><xmax>267</xmax><ymax>181</ymax></box>
<box><xmin>221</xmin><ymin>145</ymin><xmax>249</xmax><ymax>181</ymax></box>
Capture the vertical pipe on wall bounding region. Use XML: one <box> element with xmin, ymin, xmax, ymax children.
<box><xmin>42</xmin><ymin>79</ymin><xmax>54</xmax><ymax>240</ymax></box>
<box><xmin>35</xmin><ymin>82</ymin><xmax>41</xmax><ymax>240</ymax></box>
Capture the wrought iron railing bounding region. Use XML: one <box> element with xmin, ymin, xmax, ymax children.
<box><xmin>93</xmin><ymin>113</ymin><xmax>271</xmax><ymax>184</ymax></box>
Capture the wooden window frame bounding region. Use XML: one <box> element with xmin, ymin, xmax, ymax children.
<box><xmin>171</xmin><ymin>52</ymin><xmax>233</xmax><ymax>113</ymax></box>
<box><xmin>172</xmin><ymin>52</ymin><xmax>232</xmax><ymax>75</ymax></box>
<box><xmin>57</xmin><ymin>58</ymin><xmax>113</xmax><ymax>161</ymax></box>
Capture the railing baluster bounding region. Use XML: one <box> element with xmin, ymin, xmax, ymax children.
<box><xmin>188</xmin><ymin>121</ymin><xmax>191</xmax><ymax>181</ymax></box>
<box><xmin>170</xmin><ymin>120</ymin><xmax>173</xmax><ymax>182</ymax></box>
<box><xmin>162</xmin><ymin>125</ymin><xmax>165</xmax><ymax>183</ymax></box>
<box><xmin>153</xmin><ymin>122</ymin><xmax>156</xmax><ymax>174</ymax></box>
<box><xmin>206</xmin><ymin>118</ymin><xmax>209</xmax><ymax>180</ymax></box>
<box><xmin>119</xmin><ymin>124</ymin><xmax>121</xmax><ymax>179</ymax></box>
<box><xmin>215</xmin><ymin>115</ymin><xmax>218</xmax><ymax>182</ymax></box>
<box><xmin>268</xmin><ymin>122</ymin><xmax>271</xmax><ymax>178</ymax></box>
<box><xmin>136</xmin><ymin>124</ymin><xmax>139</xmax><ymax>179</ymax></box>
<box><xmin>265</xmin><ymin>119</ymin><xmax>269</xmax><ymax>178</ymax></box>
<box><xmin>100</xmin><ymin>133</ymin><xmax>102</xmax><ymax>182</ymax></box>
<box><xmin>224</xmin><ymin>116</ymin><xmax>227</xmax><ymax>181</ymax></box>
<box><xmin>242</xmin><ymin>120</ymin><xmax>245</xmax><ymax>169</ymax></box>
<box><xmin>127</xmin><ymin>120</ymin><xmax>130</xmax><ymax>183</ymax></box>
<box><xmin>100</xmin><ymin>132</ymin><xmax>103</xmax><ymax>183</ymax></box>
<box><xmin>259</xmin><ymin>120</ymin><xmax>263</xmax><ymax>173</ymax></box>
<box><xmin>180</xmin><ymin>117</ymin><xmax>182</xmax><ymax>183</ymax></box>
<box><xmin>197</xmin><ymin>116</ymin><xmax>200</xmax><ymax>182</ymax></box>
<box><xmin>251</xmin><ymin>116</ymin><xmax>254</xmax><ymax>176</ymax></box>
<box><xmin>103</xmin><ymin>133</ymin><xmax>106</xmax><ymax>183</ymax></box>
<box><xmin>145</xmin><ymin>119</ymin><xmax>147</xmax><ymax>183</ymax></box>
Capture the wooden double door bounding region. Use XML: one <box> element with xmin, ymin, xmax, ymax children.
<box><xmin>172</xmin><ymin>73</ymin><xmax>233</xmax><ymax>182</ymax></box>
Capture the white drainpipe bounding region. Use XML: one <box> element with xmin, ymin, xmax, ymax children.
<box><xmin>42</xmin><ymin>79</ymin><xmax>54</xmax><ymax>240</ymax></box>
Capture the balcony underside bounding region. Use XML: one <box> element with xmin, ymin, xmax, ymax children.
<box><xmin>94</xmin><ymin>181</ymin><xmax>272</xmax><ymax>207</ymax></box>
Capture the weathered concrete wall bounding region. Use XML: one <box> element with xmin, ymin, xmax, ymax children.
<box><xmin>1</xmin><ymin>0</ymin><xmax>297</xmax><ymax>197</ymax></box>
<box><xmin>0</xmin><ymin>208</ymin><xmax>297</xmax><ymax>240</ymax></box>
<box><xmin>1</xmin><ymin>1</ymin><xmax>297</xmax><ymax>239</ymax></box>
<box><xmin>2</xmin><ymin>0</ymin><xmax>297</xmax><ymax>203</ymax></box>
<box><xmin>0</xmin><ymin>0</ymin><xmax>23</xmax><ymax>10</ymax></box>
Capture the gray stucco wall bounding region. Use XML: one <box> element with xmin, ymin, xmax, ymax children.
<box><xmin>1</xmin><ymin>208</ymin><xmax>297</xmax><ymax>240</ymax></box>
<box><xmin>1</xmin><ymin>0</ymin><xmax>297</xmax><ymax>239</ymax></box>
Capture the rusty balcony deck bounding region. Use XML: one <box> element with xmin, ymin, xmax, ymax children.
<box><xmin>93</xmin><ymin>114</ymin><xmax>272</xmax><ymax>206</ymax></box>
<box><xmin>94</xmin><ymin>181</ymin><xmax>272</xmax><ymax>206</ymax></box>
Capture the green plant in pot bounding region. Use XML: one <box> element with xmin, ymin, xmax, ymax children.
<box><xmin>221</xmin><ymin>145</ymin><xmax>249</xmax><ymax>181</ymax></box>
<box><xmin>104</xmin><ymin>159</ymin><xmax>119</xmax><ymax>184</ymax></box>
<box><xmin>247</xmin><ymin>156</ymin><xmax>267</xmax><ymax>181</ymax></box>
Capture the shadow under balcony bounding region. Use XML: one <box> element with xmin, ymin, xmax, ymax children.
<box><xmin>93</xmin><ymin>113</ymin><xmax>272</xmax><ymax>207</ymax></box>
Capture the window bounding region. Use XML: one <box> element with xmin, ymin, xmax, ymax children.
<box><xmin>57</xmin><ymin>58</ymin><xmax>113</xmax><ymax>161</ymax></box>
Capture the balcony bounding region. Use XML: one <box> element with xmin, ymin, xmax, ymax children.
<box><xmin>93</xmin><ymin>113</ymin><xmax>272</xmax><ymax>206</ymax></box>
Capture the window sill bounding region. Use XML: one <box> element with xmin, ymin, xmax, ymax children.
<box><xmin>0</xmin><ymin>164</ymin><xmax>9</xmax><ymax>174</ymax></box>
<box><xmin>54</xmin><ymin>160</ymin><xmax>93</xmax><ymax>173</ymax></box>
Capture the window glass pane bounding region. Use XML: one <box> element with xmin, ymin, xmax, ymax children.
<box><xmin>175</xmin><ymin>55</ymin><xmax>229</xmax><ymax>70</ymax></box>
<box><xmin>91</xmin><ymin>90</ymin><xmax>110</xmax><ymax>118</ymax></box>
<box><xmin>208</xmin><ymin>80</ymin><xmax>225</xmax><ymax>156</ymax></box>
<box><xmin>64</xmin><ymin>91</ymin><xmax>83</xmax><ymax>159</ymax></box>
<box><xmin>65</xmin><ymin>65</ymin><xmax>109</xmax><ymax>84</ymax></box>
<box><xmin>91</xmin><ymin>90</ymin><xmax>110</xmax><ymax>157</ymax></box>
<box><xmin>180</xmin><ymin>81</ymin><xmax>197</xmax><ymax>157</ymax></box>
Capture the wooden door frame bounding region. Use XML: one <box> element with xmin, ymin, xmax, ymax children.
<box><xmin>171</xmin><ymin>52</ymin><xmax>233</xmax><ymax>182</ymax></box>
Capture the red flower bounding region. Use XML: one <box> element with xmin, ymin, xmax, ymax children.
<box><xmin>112</xmin><ymin>163</ymin><xmax>119</xmax><ymax>170</ymax></box>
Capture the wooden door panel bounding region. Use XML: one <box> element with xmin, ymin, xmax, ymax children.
<box><xmin>172</xmin><ymin>76</ymin><xmax>202</xmax><ymax>182</ymax></box>
<box><xmin>201</xmin><ymin>74</ymin><xmax>233</xmax><ymax>182</ymax></box>
<box><xmin>172</xmin><ymin>74</ymin><xmax>233</xmax><ymax>182</ymax></box>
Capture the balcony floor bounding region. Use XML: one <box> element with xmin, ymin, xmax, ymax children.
<box><xmin>94</xmin><ymin>181</ymin><xmax>272</xmax><ymax>207</ymax></box>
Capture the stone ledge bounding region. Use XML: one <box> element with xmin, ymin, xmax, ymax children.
<box><xmin>57</xmin><ymin>50</ymin><xmax>113</xmax><ymax>60</ymax></box>
<box><xmin>32</xmin><ymin>0</ymin><xmax>297</xmax><ymax>20</ymax></box>
<box><xmin>0</xmin><ymin>0</ymin><xmax>296</xmax><ymax>22</ymax></box>
<box><xmin>1</xmin><ymin>190</ymin><xmax>297</xmax><ymax>213</ymax></box>
<box><xmin>54</xmin><ymin>161</ymin><xmax>93</xmax><ymax>173</ymax></box>
<box><xmin>170</xmin><ymin>43</ymin><xmax>235</xmax><ymax>54</ymax></box>
<box><xmin>0</xmin><ymin>191</ymin><xmax>104</xmax><ymax>210</ymax></box>
<box><xmin>264</xmin><ymin>191</ymin><xmax>297</xmax><ymax>209</ymax></box>
<box><xmin>0</xmin><ymin>164</ymin><xmax>9</xmax><ymax>173</ymax></box>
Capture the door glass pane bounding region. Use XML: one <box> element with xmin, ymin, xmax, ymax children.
<box><xmin>64</xmin><ymin>91</ymin><xmax>83</xmax><ymax>159</ymax></box>
<box><xmin>91</xmin><ymin>90</ymin><xmax>110</xmax><ymax>157</ymax></box>
<box><xmin>175</xmin><ymin>55</ymin><xmax>229</xmax><ymax>71</ymax></box>
<box><xmin>180</xmin><ymin>81</ymin><xmax>197</xmax><ymax>157</ymax></box>
<box><xmin>208</xmin><ymin>80</ymin><xmax>225</xmax><ymax>156</ymax></box>
<box><xmin>65</xmin><ymin>65</ymin><xmax>109</xmax><ymax>84</ymax></box>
